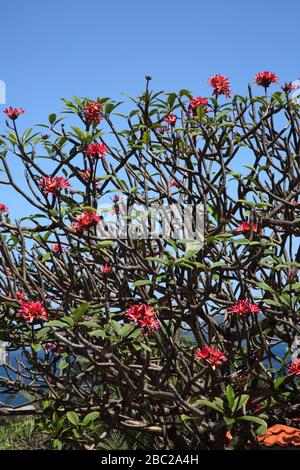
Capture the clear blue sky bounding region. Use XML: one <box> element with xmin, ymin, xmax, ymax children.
<box><xmin>1</xmin><ymin>0</ymin><xmax>299</xmax><ymax>123</ymax></box>
<box><xmin>1</xmin><ymin>0</ymin><xmax>300</xmax><ymax>218</ymax></box>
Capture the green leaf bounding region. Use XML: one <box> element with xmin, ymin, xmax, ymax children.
<box><xmin>274</xmin><ymin>375</ymin><xmax>288</xmax><ymax>389</ymax></box>
<box><xmin>47</xmin><ymin>320</ymin><xmax>70</xmax><ymax>329</ymax></box>
<box><xmin>31</xmin><ymin>343</ymin><xmax>41</xmax><ymax>353</ymax></box>
<box><xmin>143</xmin><ymin>130</ymin><xmax>150</xmax><ymax>146</ymax></box>
<box><xmin>59</xmin><ymin>361</ymin><xmax>68</xmax><ymax>371</ymax></box>
<box><xmin>72</xmin><ymin>301</ymin><xmax>91</xmax><ymax>324</ymax></box>
<box><xmin>167</xmin><ymin>93</ymin><xmax>177</xmax><ymax>107</ymax></box>
<box><xmin>257</xmin><ymin>282</ymin><xmax>277</xmax><ymax>295</ymax></box>
<box><xmin>49</xmin><ymin>114</ymin><xmax>57</xmax><ymax>125</ymax></box>
<box><xmin>179</xmin><ymin>89</ymin><xmax>192</xmax><ymax>98</ymax></box>
<box><xmin>119</xmin><ymin>323</ymin><xmax>137</xmax><ymax>337</ymax></box>
<box><xmin>53</xmin><ymin>439</ymin><xmax>62</xmax><ymax>450</ymax></box>
<box><xmin>60</xmin><ymin>316</ymin><xmax>74</xmax><ymax>327</ymax></box>
<box><xmin>66</xmin><ymin>411</ymin><xmax>80</xmax><ymax>426</ymax></box>
<box><xmin>185</xmin><ymin>244</ymin><xmax>202</xmax><ymax>259</ymax></box>
<box><xmin>224</xmin><ymin>416</ymin><xmax>236</xmax><ymax>429</ymax></box>
<box><xmin>96</xmin><ymin>240</ymin><xmax>114</xmax><ymax>249</ymax></box>
<box><xmin>140</xmin><ymin>343</ymin><xmax>152</xmax><ymax>352</ymax></box>
<box><xmin>238</xmin><ymin>415</ymin><xmax>268</xmax><ymax>435</ymax></box>
<box><xmin>42</xmin><ymin>252</ymin><xmax>51</xmax><ymax>262</ymax></box>
<box><xmin>36</xmin><ymin>327</ymin><xmax>50</xmax><ymax>340</ymax></box>
<box><xmin>133</xmin><ymin>279</ymin><xmax>152</xmax><ymax>287</ymax></box>
<box><xmin>89</xmin><ymin>329</ymin><xmax>106</xmax><ymax>338</ymax></box>
<box><xmin>226</xmin><ymin>384</ymin><xmax>235</xmax><ymax>409</ymax></box>
<box><xmin>232</xmin><ymin>394</ymin><xmax>249</xmax><ymax>413</ymax></box>
<box><xmin>111</xmin><ymin>320</ymin><xmax>122</xmax><ymax>335</ymax></box>
<box><xmin>81</xmin><ymin>320</ymin><xmax>100</xmax><ymax>329</ymax></box>
<box><xmin>81</xmin><ymin>411</ymin><xmax>100</xmax><ymax>427</ymax></box>
<box><xmin>196</xmin><ymin>105</ymin><xmax>205</xmax><ymax>120</ymax></box>
<box><xmin>145</xmin><ymin>257</ymin><xmax>170</xmax><ymax>266</ymax></box>
<box><xmin>198</xmin><ymin>399</ymin><xmax>224</xmax><ymax>414</ymax></box>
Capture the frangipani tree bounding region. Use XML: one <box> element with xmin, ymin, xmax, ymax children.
<box><xmin>0</xmin><ymin>73</ymin><xmax>299</xmax><ymax>449</ymax></box>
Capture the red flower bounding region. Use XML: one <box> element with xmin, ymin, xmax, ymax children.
<box><xmin>234</xmin><ymin>221</ymin><xmax>262</xmax><ymax>235</ymax></box>
<box><xmin>83</xmin><ymin>101</ymin><xmax>102</xmax><ymax>125</ymax></box>
<box><xmin>44</xmin><ymin>342</ymin><xmax>57</xmax><ymax>351</ymax></box>
<box><xmin>281</xmin><ymin>82</ymin><xmax>297</xmax><ymax>93</ymax></box>
<box><xmin>254</xmin><ymin>71</ymin><xmax>278</xmax><ymax>89</ymax></box>
<box><xmin>102</xmin><ymin>263</ymin><xmax>112</xmax><ymax>273</ymax></box>
<box><xmin>79</xmin><ymin>168</ymin><xmax>100</xmax><ymax>186</ymax></box>
<box><xmin>195</xmin><ymin>346</ymin><xmax>227</xmax><ymax>368</ymax></box>
<box><xmin>79</xmin><ymin>168</ymin><xmax>91</xmax><ymax>182</ymax></box>
<box><xmin>17</xmin><ymin>291</ymin><xmax>26</xmax><ymax>303</ymax></box>
<box><xmin>288</xmin><ymin>359</ymin><xmax>300</xmax><ymax>376</ymax></box>
<box><xmin>72</xmin><ymin>210</ymin><xmax>100</xmax><ymax>232</ymax></box>
<box><xmin>39</xmin><ymin>176</ymin><xmax>71</xmax><ymax>195</ymax></box>
<box><xmin>17</xmin><ymin>300</ymin><xmax>48</xmax><ymax>323</ymax></box>
<box><xmin>0</xmin><ymin>203</ymin><xmax>8</xmax><ymax>215</ymax></box>
<box><xmin>3</xmin><ymin>107</ymin><xmax>24</xmax><ymax>120</ymax></box>
<box><xmin>113</xmin><ymin>194</ymin><xmax>120</xmax><ymax>203</ymax></box>
<box><xmin>228</xmin><ymin>300</ymin><xmax>260</xmax><ymax>315</ymax></box>
<box><xmin>163</xmin><ymin>113</ymin><xmax>177</xmax><ymax>126</ymax></box>
<box><xmin>44</xmin><ymin>342</ymin><xmax>63</xmax><ymax>353</ymax></box>
<box><xmin>170</xmin><ymin>179</ymin><xmax>180</xmax><ymax>188</ymax></box>
<box><xmin>84</xmin><ymin>143</ymin><xmax>106</xmax><ymax>158</ymax></box>
<box><xmin>7</xmin><ymin>290</ymin><xmax>26</xmax><ymax>302</ymax></box>
<box><xmin>188</xmin><ymin>97</ymin><xmax>209</xmax><ymax>114</ymax></box>
<box><xmin>125</xmin><ymin>304</ymin><xmax>159</xmax><ymax>333</ymax></box>
<box><xmin>53</xmin><ymin>244</ymin><xmax>66</xmax><ymax>253</ymax></box>
<box><xmin>208</xmin><ymin>75</ymin><xmax>231</xmax><ymax>98</ymax></box>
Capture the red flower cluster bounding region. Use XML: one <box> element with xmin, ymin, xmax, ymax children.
<box><xmin>102</xmin><ymin>263</ymin><xmax>112</xmax><ymax>273</ymax></box>
<box><xmin>170</xmin><ymin>179</ymin><xmax>180</xmax><ymax>188</ymax></box>
<box><xmin>188</xmin><ymin>97</ymin><xmax>209</xmax><ymax>114</ymax></box>
<box><xmin>234</xmin><ymin>221</ymin><xmax>261</xmax><ymax>235</ymax></box>
<box><xmin>282</xmin><ymin>82</ymin><xmax>297</xmax><ymax>93</ymax></box>
<box><xmin>288</xmin><ymin>359</ymin><xmax>300</xmax><ymax>376</ymax></box>
<box><xmin>83</xmin><ymin>101</ymin><xmax>102</xmax><ymax>125</ymax></box>
<box><xmin>3</xmin><ymin>107</ymin><xmax>24</xmax><ymax>120</ymax></box>
<box><xmin>0</xmin><ymin>203</ymin><xmax>8</xmax><ymax>215</ymax></box>
<box><xmin>208</xmin><ymin>75</ymin><xmax>231</xmax><ymax>98</ymax></box>
<box><xmin>17</xmin><ymin>291</ymin><xmax>26</xmax><ymax>302</ymax></box>
<box><xmin>195</xmin><ymin>346</ymin><xmax>227</xmax><ymax>368</ymax></box>
<box><xmin>39</xmin><ymin>176</ymin><xmax>71</xmax><ymax>195</ymax></box>
<box><xmin>228</xmin><ymin>300</ymin><xmax>260</xmax><ymax>315</ymax></box>
<box><xmin>72</xmin><ymin>210</ymin><xmax>100</xmax><ymax>232</ymax></box>
<box><xmin>79</xmin><ymin>168</ymin><xmax>100</xmax><ymax>186</ymax></box>
<box><xmin>125</xmin><ymin>304</ymin><xmax>160</xmax><ymax>333</ymax></box>
<box><xmin>254</xmin><ymin>71</ymin><xmax>278</xmax><ymax>89</ymax></box>
<box><xmin>53</xmin><ymin>244</ymin><xmax>66</xmax><ymax>253</ymax></box>
<box><xmin>84</xmin><ymin>143</ymin><xmax>106</xmax><ymax>158</ymax></box>
<box><xmin>17</xmin><ymin>300</ymin><xmax>48</xmax><ymax>323</ymax></box>
<box><xmin>7</xmin><ymin>290</ymin><xmax>26</xmax><ymax>303</ymax></box>
<box><xmin>163</xmin><ymin>113</ymin><xmax>177</xmax><ymax>126</ymax></box>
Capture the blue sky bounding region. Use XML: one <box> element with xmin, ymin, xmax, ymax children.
<box><xmin>1</xmin><ymin>0</ymin><xmax>300</xmax><ymax>122</ymax></box>
<box><xmin>1</xmin><ymin>0</ymin><xmax>300</xmax><ymax>217</ymax></box>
